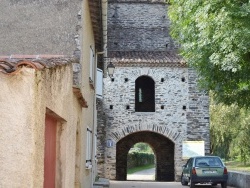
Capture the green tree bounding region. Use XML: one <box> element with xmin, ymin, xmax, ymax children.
<box><xmin>210</xmin><ymin>94</ymin><xmax>241</xmax><ymax>159</ymax></box>
<box><xmin>133</xmin><ymin>142</ymin><xmax>153</xmax><ymax>154</ymax></box>
<box><xmin>230</xmin><ymin>108</ymin><xmax>250</xmax><ymax>164</ymax></box>
<box><xmin>168</xmin><ymin>0</ymin><xmax>250</xmax><ymax>107</ymax></box>
<box><xmin>210</xmin><ymin>93</ymin><xmax>250</xmax><ymax>162</ymax></box>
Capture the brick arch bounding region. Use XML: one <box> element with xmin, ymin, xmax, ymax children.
<box><xmin>116</xmin><ymin>131</ymin><xmax>175</xmax><ymax>181</ymax></box>
<box><xmin>108</xmin><ymin>123</ymin><xmax>181</xmax><ymax>144</ymax></box>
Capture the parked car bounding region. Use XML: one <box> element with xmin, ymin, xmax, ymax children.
<box><xmin>181</xmin><ymin>156</ymin><xmax>228</xmax><ymax>188</ymax></box>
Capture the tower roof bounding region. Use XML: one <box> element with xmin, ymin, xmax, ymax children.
<box><xmin>108</xmin><ymin>51</ymin><xmax>186</xmax><ymax>67</ymax></box>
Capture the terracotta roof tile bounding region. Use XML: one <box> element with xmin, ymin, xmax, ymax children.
<box><xmin>0</xmin><ymin>55</ymin><xmax>75</xmax><ymax>74</ymax></box>
<box><xmin>108</xmin><ymin>51</ymin><xmax>186</xmax><ymax>67</ymax></box>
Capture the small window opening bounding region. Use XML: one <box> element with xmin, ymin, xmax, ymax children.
<box><xmin>161</xmin><ymin>78</ymin><xmax>164</xmax><ymax>82</ymax></box>
<box><xmin>135</xmin><ymin>76</ymin><xmax>155</xmax><ymax>112</ymax></box>
<box><xmin>183</xmin><ymin>105</ymin><xmax>186</xmax><ymax>110</ymax></box>
<box><xmin>126</xmin><ymin>105</ymin><xmax>130</xmax><ymax>110</ymax></box>
<box><xmin>181</xmin><ymin>77</ymin><xmax>185</xmax><ymax>82</ymax></box>
<box><xmin>110</xmin><ymin>105</ymin><xmax>113</xmax><ymax>109</ymax></box>
<box><xmin>111</xmin><ymin>78</ymin><xmax>115</xmax><ymax>82</ymax></box>
<box><xmin>161</xmin><ymin>105</ymin><xmax>164</xmax><ymax>109</ymax></box>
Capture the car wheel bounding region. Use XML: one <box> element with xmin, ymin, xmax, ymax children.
<box><xmin>221</xmin><ymin>182</ymin><xmax>227</xmax><ymax>188</ymax></box>
<box><xmin>189</xmin><ymin>179</ymin><xmax>195</xmax><ymax>188</ymax></box>
<box><xmin>181</xmin><ymin>174</ymin><xmax>188</xmax><ymax>185</ymax></box>
<box><xmin>212</xmin><ymin>183</ymin><xmax>217</xmax><ymax>186</ymax></box>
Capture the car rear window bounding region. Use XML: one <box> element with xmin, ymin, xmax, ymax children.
<box><xmin>195</xmin><ymin>157</ymin><xmax>223</xmax><ymax>167</ymax></box>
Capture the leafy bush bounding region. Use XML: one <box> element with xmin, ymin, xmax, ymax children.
<box><xmin>127</xmin><ymin>152</ymin><xmax>155</xmax><ymax>169</ymax></box>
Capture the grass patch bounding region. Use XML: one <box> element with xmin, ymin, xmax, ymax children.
<box><xmin>127</xmin><ymin>164</ymin><xmax>155</xmax><ymax>174</ymax></box>
<box><xmin>225</xmin><ymin>161</ymin><xmax>250</xmax><ymax>173</ymax></box>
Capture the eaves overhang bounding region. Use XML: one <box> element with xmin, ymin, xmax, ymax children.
<box><xmin>0</xmin><ymin>55</ymin><xmax>88</xmax><ymax>108</ymax></box>
<box><xmin>108</xmin><ymin>51</ymin><xmax>187</xmax><ymax>67</ymax></box>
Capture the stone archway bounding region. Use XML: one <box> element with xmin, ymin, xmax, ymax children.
<box><xmin>116</xmin><ymin>131</ymin><xmax>175</xmax><ymax>181</ymax></box>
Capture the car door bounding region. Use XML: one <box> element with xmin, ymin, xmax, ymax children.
<box><xmin>183</xmin><ymin>158</ymin><xmax>193</xmax><ymax>180</ymax></box>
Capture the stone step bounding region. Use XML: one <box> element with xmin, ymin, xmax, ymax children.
<box><xmin>93</xmin><ymin>178</ymin><xmax>110</xmax><ymax>188</ymax></box>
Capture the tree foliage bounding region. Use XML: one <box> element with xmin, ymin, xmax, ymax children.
<box><xmin>168</xmin><ymin>0</ymin><xmax>250</xmax><ymax>107</ymax></box>
<box><xmin>128</xmin><ymin>143</ymin><xmax>155</xmax><ymax>169</ymax></box>
<box><xmin>210</xmin><ymin>93</ymin><xmax>250</xmax><ymax>163</ymax></box>
<box><xmin>132</xmin><ymin>142</ymin><xmax>154</xmax><ymax>154</ymax></box>
<box><xmin>127</xmin><ymin>152</ymin><xmax>155</xmax><ymax>169</ymax></box>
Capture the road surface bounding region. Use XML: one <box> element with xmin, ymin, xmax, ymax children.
<box><xmin>127</xmin><ymin>168</ymin><xmax>155</xmax><ymax>180</ymax></box>
<box><xmin>110</xmin><ymin>181</ymin><xmax>235</xmax><ymax>188</ymax></box>
<box><xmin>110</xmin><ymin>168</ymin><xmax>235</xmax><ymax>188</ymax></box>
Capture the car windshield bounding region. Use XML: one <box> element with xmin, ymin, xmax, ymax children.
<box><xmin>195</xmin><ymin>157</ymin><xmax>223</xmax><ymax>167</ymax></box>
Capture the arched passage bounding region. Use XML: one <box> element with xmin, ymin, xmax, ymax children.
<box><xmin>127</xmin><ymin>142</ymin><xmax>155</xmax><ymax>181</ymax></box>
<box><xmin>116</xmin><ymin>131</ymin><xmax>175</xmax><ymax>181</ymax></box>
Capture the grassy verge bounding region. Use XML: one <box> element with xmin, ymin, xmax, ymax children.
<box><xmin>127</xmin><ymin>164</ymin><xmax>155</xmax><ymax>174</ymax></box>
<box><xmin>225</xmin><ymin>161</ymin><xmax>250</xmax><ymax>173</ymax></box>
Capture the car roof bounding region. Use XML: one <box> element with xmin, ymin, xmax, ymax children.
<box><xmin>191</xmin><ymin>156</ymin><xmax>221</xmax><ymax>159</ymax></box>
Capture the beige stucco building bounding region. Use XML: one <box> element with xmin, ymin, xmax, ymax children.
<box><xmin>0</xmin><ymin>0</ymin><xmax>106</xmax><ymax>187</ymax></box>
<box><xmin>0</xmin><ymin>58</ymin><xmax>81</xmax><ymax>187</ymax></box>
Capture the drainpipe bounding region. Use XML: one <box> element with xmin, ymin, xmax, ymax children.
<box><xmin>102</xmin><ymin>0</ymin><xmax>108</xmax><ymax>78</ymax></box>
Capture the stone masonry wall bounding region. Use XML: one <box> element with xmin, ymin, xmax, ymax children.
<box><xmin>102</xmin><ymin>67</ymin><xmax>189</xmax><ymax>180</ymax></box>
<box><xmin>100</xmin><ymin>67</ymin><xmax>210</xmax><ymax>181</ymax></box>
<box><xmin>96</xmin><ymin>98</ymin><xmax>106</xmax><ymax>177</ymax></box>
<box><xmin>108</xmin><ymin>1</ymin><xmax>178</xmax><ymax>51</ymax></box>
<box><xmin>187</xmin><ymin>69</ymin><xmax>210</xmax><ymax>155</ymax></box>
<box><xmin>96</xmin><ymin>0</ymin><xmax>210</xmax><ymax>181</ymax></box>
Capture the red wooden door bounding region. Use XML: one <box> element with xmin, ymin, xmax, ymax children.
<box><xmin>44</xmin><ymin>115</ymin><xmax>57</xmax><ymax>188</ymax></box>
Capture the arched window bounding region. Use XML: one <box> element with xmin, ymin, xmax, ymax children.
<box><xmin>135</xmin><ymin>76</ymin><xmax>155</xmax><ymax>112</ymax></box>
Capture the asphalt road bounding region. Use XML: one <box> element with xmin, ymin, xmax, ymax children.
<box><xmin>111</xmin><ymin>168</ymin><xmax>235</xmax><ymax>188</ymax></box>
<box><xmin>127</xmin><ymin>168</ymin><xmax>155</xmax><ymax>181</ymax></box>
<box><xmin>110</xmin><ymin>181</ymin><xmax>236</xmax><ymax>188</ymax></box>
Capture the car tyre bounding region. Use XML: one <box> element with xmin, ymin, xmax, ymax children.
<box><xmin>221</xmin><ymin>182</ymin><xmax>227</xmax><ymax>188</ymax></box>
<box><xmin>189</xmin><ymin>179</ymin><xmax>195</xmax><ymax>188</ymax></box>
<box><xmin>181</xmin><ymin>174</ymin><xmax>188</xmax><ymax>185</ymax></box>
<box><xmin>211</xmin><ymin>183</ymin><xmax>217</xmax><ymax>186</ymax></box>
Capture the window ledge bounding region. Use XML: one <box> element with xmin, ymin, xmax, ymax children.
<box><xmin>134</xmin><ymin>112</ymin><xmax>155</xmax><ymax>115</ymax></box>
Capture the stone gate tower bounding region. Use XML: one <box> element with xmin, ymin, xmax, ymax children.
<box><xmin>97</xmin><ymin>0</ymin><xmax>210</xmax><ymax>181</ymax></box>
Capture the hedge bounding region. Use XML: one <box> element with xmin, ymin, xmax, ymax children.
<box><xmin>127</xmin><ymin>152</ymin><xmax>155</xmax><ymax>169</ymax></box>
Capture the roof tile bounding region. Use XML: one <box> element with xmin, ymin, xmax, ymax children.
<box><xmin>0</xmin><ymin>55</ymin><xmax>75</xmax><ymax>74</ymax></box>
<box><xmin>108</xmin><ymin>51</ymin><xmax>186</xmax><ymax>67</ymax></box>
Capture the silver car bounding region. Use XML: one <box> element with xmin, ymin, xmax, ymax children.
<box><xmin>181</xmin><ymin>156</ymin><xmax>228</xmax><ymax>188</ymax></box>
